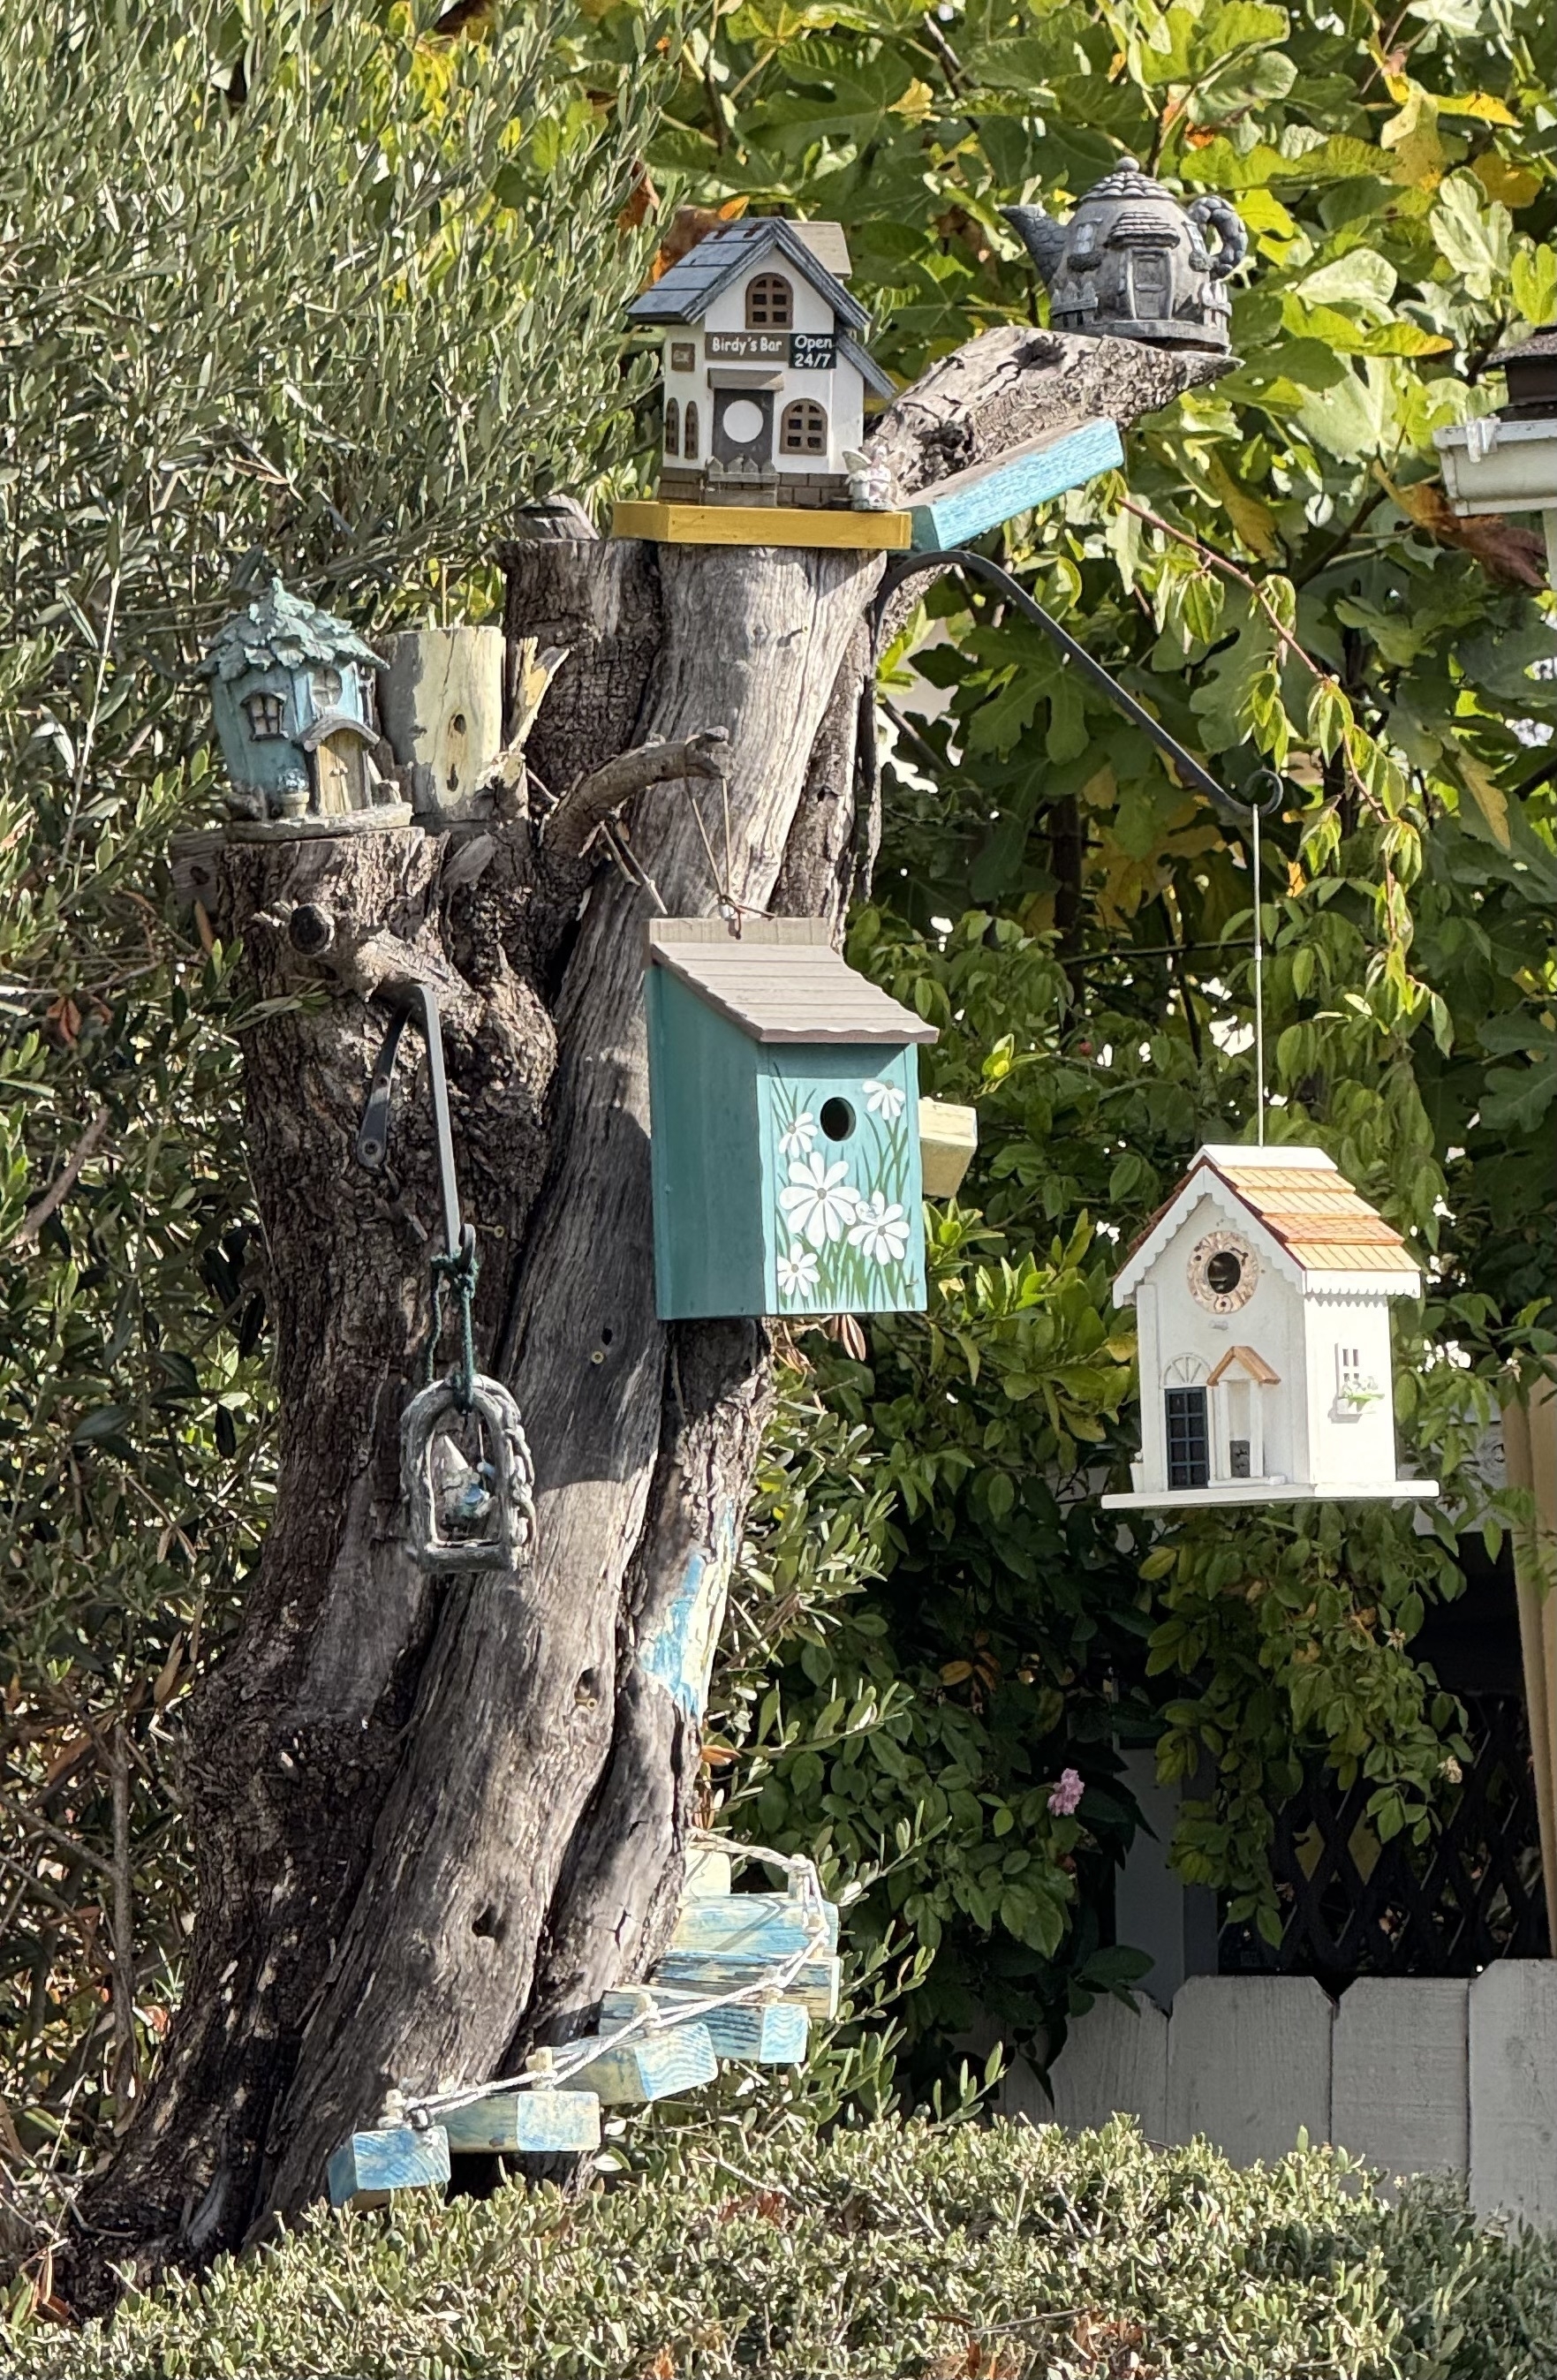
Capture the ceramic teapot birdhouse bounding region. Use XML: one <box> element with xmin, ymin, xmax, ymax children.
<box><xmin>1103</xmin><ymin>1145</ymin><xmax>1437</xmax><ymax>1510</ymax></box>
<box><xmin>1002</xmin><ymin>162</ymin><xmax>1246</xmax><ymax>353</ymax></box>
<box><xmin>202</xmin><ymin>578</ymin><xmax>412</xmax><ymax>838</ymax></box>
<box><xmin>646</xmin><ymin>919</ymin><xmax>960</xmax><ymax>1321</ymax></box>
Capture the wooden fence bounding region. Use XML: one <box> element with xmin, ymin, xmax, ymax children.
<box><xmin>994</xmin><ymin>1962</ymin><xmax>1557</xmax><ymax>2232</ymax></box>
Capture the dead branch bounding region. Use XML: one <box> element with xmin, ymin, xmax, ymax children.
<box><xmin>8</xmin><ymin>1106</ymin><xmax>110</xmax><ymax>1252</ymax></box>
<box><xmin>544</xmin><ymin>729</ymin><xmax>732</xmax><ymax>861</ymax></box>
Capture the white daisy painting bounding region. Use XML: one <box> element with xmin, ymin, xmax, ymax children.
<box><xmin>778</xmin><ymin>1112</ymin><xmax>817</xmax><ymax>1160</ymax></box>
<box><xmin>778</xmin><ymin>1152</ymin><xmax>858</xmax><ymax>1250</ymax></box>
<box><xmin>775</xmin><ymin>1243</ymin><xmax>820</xmax><ymax>1298</ymax></box>
<box><xmin>847</xmin><ymin>1192</ymin><xmax>910</xmax><ymax>1265</ymax></box>
<box><xmin>766</xmin><ymin>1068</ymin><xmax>925</xmax><ymax>1314</ymax></box>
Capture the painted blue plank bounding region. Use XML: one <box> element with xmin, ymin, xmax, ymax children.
<box><xmin>441</xmin><ymin>2088</ymin><xmax>601</xmax><ymax>2155</ymax></box>
<box><xmin>327</xmin><ymin>2121</ymin><xmax>450</xmax><ymax>2206</ymax></box>
<box><xmin>601</xmin><ymin>1986</ymin><xmax>810</xmax><ymax>2066</ymax></box>
<box><xmin>654</xmin><ymin>1948</ymin><xmax>842</xmax><ymax>2021</ymax></box>
<box><xmin>670</xmin><ymin>1892</ymin><xmax>840</xmax><ymax>1958</ymax></box>
<box><xmin>910</xmin><ymin>419</ymin><xmax>1124</xmax><ymax>552</ymax></box>
<box><xmin>556</xmin><ymin>2021</ymin><xmax>718</xmax><ymax>2104</ymax></box>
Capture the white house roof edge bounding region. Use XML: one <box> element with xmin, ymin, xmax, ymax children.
<box><xmin>1111</xmin><ymin>1179</ymin><xmax>1306</xmax><ymax>1304</ymax></box>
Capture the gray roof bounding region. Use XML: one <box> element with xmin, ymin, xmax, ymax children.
<box><xmin>648</xmin><ymin>920</ymin><xmax>936</xmax><ymax>1046</ymax></box>
<box><xmin>201</xmin><ymin>578</ymin><xmax>381</xmax><ymax>683</ymax></box>
<box><xmin>628</xmin><ymin>217</ymin><xmax>872</xmax><ymax>337</ymax></box>
<box><xmin>839</xmin><ymin>330</ymin><xmax>896</xmax><ymax>402</ymax></box>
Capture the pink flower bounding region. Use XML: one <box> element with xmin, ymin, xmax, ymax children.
<box><xmin>1047</xmin><ymin>1767</ymin><xmax>1085</xmax><ymax>1817</ymax></box>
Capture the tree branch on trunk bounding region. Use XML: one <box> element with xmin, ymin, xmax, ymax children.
<box><xmin>544</xmin><ymin>728</ymin><xmax>733</xmax><ymax>861</ymax></box>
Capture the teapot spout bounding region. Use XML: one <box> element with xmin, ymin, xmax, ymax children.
<box><xmin>1000</xmin><ymin>202</ymin><xmax>1066</xmax><ymax>286</ymax></box>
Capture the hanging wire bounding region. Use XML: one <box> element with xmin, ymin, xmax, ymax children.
<box><xmin>1251</xmin><ymin>798</ymin><xmax>1266</xmax><ymax>1146</ymax></box>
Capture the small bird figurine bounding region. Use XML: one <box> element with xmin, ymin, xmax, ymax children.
<box><xmin>430</xmin><ymin>1435</ymin><xmax>495</xmax><ymax>1535</ymax></box>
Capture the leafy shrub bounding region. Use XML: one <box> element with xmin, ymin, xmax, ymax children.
<box><xmin>7</xmin><ymin>2118</ymin><xmax>1555</xmax><ymax>2377</ymax></box>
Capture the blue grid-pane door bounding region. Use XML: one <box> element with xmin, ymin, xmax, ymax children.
<box><xmin>760</xmin><ymin>1046</ymin><xmax>924</xmax><ymax>1317</ymax></box>
<box><xmin>1165</xmin><ymin>1386</ymin><xmax>1210</xmax><ymax>1489</ymax></box>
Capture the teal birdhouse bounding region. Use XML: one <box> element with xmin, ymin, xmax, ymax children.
<box><xmin>646</xmin><ymin>919</ymin><xmax>937</xmax><ymax>1320</ymax></box>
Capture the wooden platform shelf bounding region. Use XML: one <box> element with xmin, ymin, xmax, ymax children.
<box><xmin>441</xmin><ymin>2087</ymin><xmax>601</xmax><ymax>2156</ymax></box>
<box><xmin>601</xmin><ymin>1984</ymin><xmax>811</xmax><ymax>2066</ymax></box>
<box><xmin>328</xmin><ymin>2120</ymin><xmax>451</xmax><ymax>2209</ymax></box>
<box><xmin>556</xmin><ymin>2021</ymin><xmax>719</xmax><ymax>2104</ymax></box>
<box><xmin>612</xmin><ymin>499</ymin><xmax>911</xmax><ymax>552</ymax></box>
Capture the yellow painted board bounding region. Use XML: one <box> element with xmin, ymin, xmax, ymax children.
<box><xmin>612</xmin><ymin>499</ymin><xmax>911</xmax><ymax>552</ymax></box>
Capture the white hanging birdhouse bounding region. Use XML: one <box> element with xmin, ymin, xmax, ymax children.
<box><xmin>1103</xmin><ymin>1145</ymin><xmax>1437</xmax><ymax>1510</ymax></box>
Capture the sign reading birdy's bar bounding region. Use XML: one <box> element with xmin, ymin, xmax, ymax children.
<box><xmin>704</xmin><ymin>329</ymin><xmax>837</xmax><ymax>370</ymax></box>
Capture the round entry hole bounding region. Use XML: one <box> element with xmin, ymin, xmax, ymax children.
<box><xmin>1206</xmin><ymin>1250</ymin><xmax>1243</xmax><ymax>1296</ymax></box>
<box><xmin>820</xmin><ymin>1098</ymin><xmax>856</xmax><ymax>1143</ymax></box>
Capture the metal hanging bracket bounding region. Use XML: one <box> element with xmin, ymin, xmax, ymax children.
<box><xmin>354</xmin><ymin>980</ymin><xmax>535</xmax><ymax>1577</ymax></box>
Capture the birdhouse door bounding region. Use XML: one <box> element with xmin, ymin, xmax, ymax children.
<box><xmin>713</xmin><ymin>390</ymin><xmax>775</xmax><ymax>470</ymax></box>
<box><xmin>760</xmin><ymin>1051</ymin><xmax>925</xmax><ymax>1317</ymax></box>
<box><xmin>313</xmin><ymin>731</ymin><xmax>367</xmax><ymax>815</ymax></box>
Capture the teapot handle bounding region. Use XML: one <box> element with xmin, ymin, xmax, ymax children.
<box><xmin>1188</xmin><ymin>194</ymin><xmax>1248</xmax><ymax>279</ymax></box>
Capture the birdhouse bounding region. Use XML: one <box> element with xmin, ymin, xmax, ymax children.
<box><xmin>1434</xmin><ymin>329</ymin><xmax>1557</xmax><ymax>595</ymax></box>
<box><xmin>1103</xmin><ymin>1145</ymin><xmax>1438</xmax><ymax>1509</ymax></box>
<box><xmin>1002</xmin><ymin>163</ymin><xmax>1246</xmax><ymax>354</ymax></box>
<box><xmin>202</xmin><ymin>578</ymin><xmax>411</xmax><ymax>838</ymax></box>
<box><xmin>626</xmin><ymin>218</ymin><xmax>896</xmax><ymax>516</ymax></box>
<box><xmin>645</xmin><ymin>920</ymin><xmax>937</xmax><ymax>1320</ymax></box>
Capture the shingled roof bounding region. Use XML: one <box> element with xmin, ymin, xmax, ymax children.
<box><xmin>628</xmin><ymin>217</ymin><xmax>873</xmax><ymax>337</ymax></box>
<box><xmin>1128</xmin><ymin>1145</ymin><xmax>1419</xmax><ymax>1281</ymax></box>
<box><xmin>647</xmin><ymin>920</ymin><xmax>937</xmax><ymax>1046</ymax></box>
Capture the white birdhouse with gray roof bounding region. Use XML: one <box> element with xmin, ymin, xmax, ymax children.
<box><xmin>627</xmin><ymin>217</ymin><xmax>895</xmax><ymax>513</ymax></box>
<box><xmin>1104</xmin><ymin>1145</ymin><xmax>1437</xmax><ymax>1510</ymax></box>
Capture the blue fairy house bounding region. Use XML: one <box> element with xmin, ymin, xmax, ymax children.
<box><xmin>645</xmin><ymin>919</ymin><xmax>937</xmax><ymax>1320</ymax></box>
<box><xmin>202</xmin><ymin>578</ymin><xmax>411</xmax><ymax>838</ymax></box>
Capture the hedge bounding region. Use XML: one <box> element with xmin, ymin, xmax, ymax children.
<box><xmin>10</xmin><ymin>2116</ymin><xmax>1556</xmax><ymax>2378</ymax></box>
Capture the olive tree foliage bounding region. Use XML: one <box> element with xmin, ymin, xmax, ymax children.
<box><xmin>626</xmin><ymin>0</ymin><xmax>1557</xmax><ymax>2054</ymax></box>
<box><xmin>0</xmin><ymin>0</ymin><xmax>669</xmax><ymax>2168</ymax></box>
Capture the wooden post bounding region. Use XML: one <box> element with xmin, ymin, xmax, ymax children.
<box><xmin>380</xmin><ymin>626</ymin><xmax>505</xmax><ymax>823</ymax></box>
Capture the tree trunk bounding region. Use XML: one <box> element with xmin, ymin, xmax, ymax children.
<box><xmin>72</xmin><ymin>329</ymin><xmax>1222</xmax><ymax>2299</ymax></box>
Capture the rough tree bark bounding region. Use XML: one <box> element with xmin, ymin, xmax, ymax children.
<box><xmin>72</xmin><ymin>329</ymin><xmax>1225</xmax><ymax>2296</ymax></box>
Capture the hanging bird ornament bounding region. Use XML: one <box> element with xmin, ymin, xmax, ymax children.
<box><xmin>1002</xmin><ymin>161</ymin><xmax>1247</xmax><ymax>353</ymax></box>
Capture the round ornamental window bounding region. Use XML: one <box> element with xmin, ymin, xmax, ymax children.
<box><xmin>1187</xmin><ymin>1229</ymin><xmax>1258</xmax><ymax>1314</ymax></box>
<box><xmin>722</xmin><ymin>398</ymin><xmax>767</xmax><ymax>446</ymax></box>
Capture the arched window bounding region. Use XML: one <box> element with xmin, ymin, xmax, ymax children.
<box><xmin>781</xmin><ymin>399</ymin><xmax>828</xmax><ymax>456</ymax></box>
<box><xmin>745</xmin><ymin>273</ymin><xmax>792</xmax><ymax>329</ymax></box>
<box><xmin>663</xmin><ymin>397</ymin><xmax>680</xmax><ymax>457</ymax></box>
<box><xmin>243</xmin><ymin>691</ymin><xmax>286</xmax><ymax>741</ymax></box>
<box><xmin>683</xmin><ymin>401</ymin><xmax>699</xmax><ymax>461</ymax></box>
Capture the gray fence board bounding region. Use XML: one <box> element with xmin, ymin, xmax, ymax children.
<box><xmin>1167</xmin><ymin>1976</ymin><xmax>1333</xmax><ymax>2165</ymax></box>
<box><xmin>1332</xmin><ymin>1977</ymin><xmax>1468</xmax><ymax>2181</ymax></box>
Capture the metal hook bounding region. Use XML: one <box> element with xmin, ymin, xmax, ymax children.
<box><xmin>354</xmin><ymin>985</ymin><xmax>463</xmax><ymax>1263</ymax></box>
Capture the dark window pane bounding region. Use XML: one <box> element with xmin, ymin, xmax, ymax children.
<box><xmin>1166</xmin><ymin>1386</ymin><xmax>1209</xmax><ymax>1489</ymax></box>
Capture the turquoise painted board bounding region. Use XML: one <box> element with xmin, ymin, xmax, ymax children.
<box><xmin>327</xmin><ymin>2122</ymin><xmax>450</xmax><ymax>2206</ymax></box>
<box><xmin>654</xmin><ymin>1948</ymin><xmax>842</xmax><ymax>2021</ymax></box>
<box><xmin>557</xmin><ymin>2022</ymin><xmax>718</xmax><ymax>2104</ymax></box>
<box><xmin>601</xmin><ymin>1987</ymin><xmax>810</xmax><ymax>2065</ymax></box>
<box><xmin>646</xmin><ymin>966</ymin><xmax>767</xmax><ymax>1318</ymax></box>
<box><xmin>910</xmin><ymin>419</ymin><xmax>1124</xmax><ymax>552</ymax></box>
<box><xmin>441</xmin><ymin>2089</ymin><xmax>601</xmax><ymax>2154</ymax></box>
<box><xmin>760</xmin><ymin>1046</ymin><xmax>924</xmax><ymax>1316</ymax></box>
<box><xmin>670</xmin><ymin>1892</ymin><xmax>841</xmax><ymax>1958</ymax></box>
